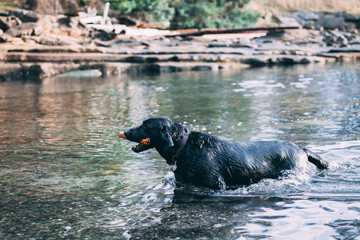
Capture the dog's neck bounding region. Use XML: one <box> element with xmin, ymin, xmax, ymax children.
<box><xmin>156</xmin><ymin>125</ymin><xmax>189</xmax><ymax>165</ymax></box>
<box><xmin>173</xmin><ymin>133</ymin><xmax>189</xmax><ymax>160</ymax></box>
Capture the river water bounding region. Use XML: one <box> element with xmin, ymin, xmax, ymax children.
<box><xmin>1</xmin><ymin>63</ymin><xmax>360</xmax><ymax>239</ymax></box>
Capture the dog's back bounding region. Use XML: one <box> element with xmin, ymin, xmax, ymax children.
<box><xmin>218</xmin><ymin>140</ymin><xmax>309</xmax><ymax>186</ymax></box>
<box><xmin>175</xmin><ymin>131</ymin><xmax>313</xmax><ymax>189</ymax></box>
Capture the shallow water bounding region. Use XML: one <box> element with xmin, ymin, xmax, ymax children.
<box><xmin>1</xmin><ymin>63</ymin><xmax>360</xmax><ymax>239</ymax></box>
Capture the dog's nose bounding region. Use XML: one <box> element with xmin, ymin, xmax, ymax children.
<box><xmin>118</xmin><ymin>132</ymin><xmax>126</xmax><ymax>139</ymax></box>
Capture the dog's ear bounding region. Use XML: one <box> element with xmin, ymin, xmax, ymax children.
<box><xmin>160</xmin><ymin>125</ymin><xmax>174</xmax><ymax>148</ymax></box>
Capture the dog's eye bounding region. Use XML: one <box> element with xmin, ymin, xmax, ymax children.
<box><xmin>160</xmin><ymin>125</ymin><xmax>168</xmax><ymax>132</ymax></box>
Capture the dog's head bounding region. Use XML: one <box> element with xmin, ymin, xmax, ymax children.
<box><xmin>119</xmin><ymin>118</ymin><xmax>185</xmax><ymax>155</ymax></box>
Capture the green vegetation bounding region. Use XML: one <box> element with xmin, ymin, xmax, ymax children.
<box><xmin>0</xmin><ymin>0</ymin><xmax>23</xmax><ymax>10</ymax></box>
<box><xmin>105</xmin><ymin>0</ymin><xmax>260</xmax><ymax>29</ymax></box>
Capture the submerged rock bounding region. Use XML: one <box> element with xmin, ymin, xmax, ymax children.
<box><xmin>0</xmin><ymin>64</ymin><xmax>44</xmax><ymax>81</ymax></box>
<box><xmin>58</xmin><ymin>69</ymin><xmax>102</xmax><ymax>78</ymax></box>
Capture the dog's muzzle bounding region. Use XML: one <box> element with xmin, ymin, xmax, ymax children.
<box><xmin>118</xmin><ymin>132</ymin><xmax>126</xmax><ymax>139</ymax></box>
<box><xmin>118</xmin><ymin>131</ymin><xmax>152</xmax><ymax>153</ymax></box>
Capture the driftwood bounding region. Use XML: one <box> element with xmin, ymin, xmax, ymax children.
<box><xmin>117</xmin><ymin>16</ymin><xmax>169</xmax><ymax>29</ymax></box>
<box><xmin>166</xmin><ymin>26</ymin><xmax>301</xmax><ymax>37</ymax></box>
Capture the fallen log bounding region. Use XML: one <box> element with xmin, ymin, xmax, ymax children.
<box><xmin>166</xmin><ymin>26</ymin><xmax>300</xmax><ymax>38</ymax></box>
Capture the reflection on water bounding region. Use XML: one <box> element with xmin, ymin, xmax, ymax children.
<box><xmin>0</xmin><ymin>63</ymin><xmax>360</xmax><ymax>239</ymax></box>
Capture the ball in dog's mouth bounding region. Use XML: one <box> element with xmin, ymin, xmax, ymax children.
<box><xmin>118</xmin><ymin>132</ymin><xmax>152</xmax><ymax>152</ymax></box>
<box><xmin>132</xmin><ymin>138</ymin><xmax>152</xmax><ymax>153</ymax></box>
<box><xmin>118</xmin><ymin>132</ymin><xmax>126</xmax><ymax>139</ymax></box>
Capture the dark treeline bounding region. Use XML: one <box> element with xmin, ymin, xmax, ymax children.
<box><xmin>105</xmin><ymin>0</ymin><xmax>260</xmax><ymax>29</ymax></box>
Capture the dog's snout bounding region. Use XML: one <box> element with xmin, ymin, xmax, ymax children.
<box><xmin>120</xmin><ymin>128</ymin><xmax>145</xmax><ymax>143</ymax></box>
<box><xmin>118</xmin><ymin>132</ymin><xmax>126</xmax><ymax>139</ymax></box>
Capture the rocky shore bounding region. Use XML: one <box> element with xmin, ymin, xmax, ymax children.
<box><xmin>1</xmin><ymin>9</ymin><xmax>360</xmax><ymax>81</ymax></box>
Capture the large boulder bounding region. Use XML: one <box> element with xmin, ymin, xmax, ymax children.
<box><xmin>317</xmin><ymin>15</ymin><xmax>346</xmax><ymax>30</ymax></box>
<box><xmin>59</xmin><ymin>0</ymin><xmax>79</xmax><ymax>16</ymax></box>
<box><xmin>0</xmin><ymin>33</ymin><xmax>14</xmax><ymax>42</ymax></box>
<box><xmin>0</xmin><ymin>16</ymin><xmax>22</xmax><ymax>32</ymax></box>
<box><xmin>296</xmin><ymin>10</ymin><xmax>320</xmax><ymax>21</ymax></box>
<box><xmin>288</xmin><ymin>11</ymin><xmax>356</xmax><ymax>31</ymax></box>
<box><xmin>290</xmin><ymin>10</ymin><xmax>320</xmax><ymax>29</ymax></box>
<box><xmin>9</xmin><ymin>10</ymin><xmax>38</xmax><ymax>23</ymax></box>
<box><xmin>344</xmin><ymin>13</ymin><xmax>360</xmax><ymax>29</ymax></box>
<box><xmin>5</xmin><ymin>22</ymin><xmax>41</xmax><ymax>37</ymax></box>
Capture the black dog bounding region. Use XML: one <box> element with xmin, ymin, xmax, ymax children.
<box><xmin>119</xmin><ymin>117</ymin><xmax>328</xmax><ymax>190</ymax></box>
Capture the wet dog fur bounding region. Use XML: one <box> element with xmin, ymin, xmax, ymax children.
<box><xmin>119</xmin><ymin>117</ymin><xmax>328</xmax><ymax>190</ymax></box>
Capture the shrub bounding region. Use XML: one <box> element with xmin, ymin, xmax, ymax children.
<box><xmin>105</xmin><ymin>0</ymin><xmax>260</xmax><ymax>29</ymax></box>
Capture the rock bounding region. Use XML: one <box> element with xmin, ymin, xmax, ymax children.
<box><xmin>0</xmin><ymin>17</ymin><xmax>9</xmax><ymax>32</ymax></box>
<box><xmin>290</xmin><ymin>10</ymin><xmax>319</xmax><ymax>29</ymax></box>
<box><xmin>91</xmin><ymin>29</ymin><xmax>117</xmax><ymax>41</ymax></box>
<box><xmin>278</xmin><ymin>57</ymin><xmax>295</xmax><ymax>65</ymax></box>
<box><xmin>59</xmin><ymin>0</ymin><xmax>79</xmax><ymax>17</ymax></box>
<box><xmin>0</xmin><ymin>16</ymin><xmax>22</xmax><ymax>32</ymax></box>
<box><xmin>295</xmin><ymin>10</ymin><xmax>320</xmax><ymax>21</ymax></box>
<box><xmin>242</xmin><ymin>57</ymin><xmax>267</xmax><ymax>67</ymax></box>
<box><xmin>26</xmin><ymin>0</ymin><xmax>38</xmax><ymax>11</ymax></box>
<box><xmin>279</xmin><ymin>17</ymin><xmax>301</xmax><ymax>27</ymax></box>
<box><xmin>117</xmin><ymin>16</ymin><xmax>137</xmax><ymax>26</ymax></box>
<box><xmin>191</xmin><ymin>65</ymin><xmax>215</xmax><ymax>71</ymax></box>
<box><xmin>299</xmin><ymin>57</ymin><xmax>311</xmax><ymax>64</ymax></box>
<box><xmin>230</xmin><ymin>38</ymin><xmax>253</xmax><ymax>48</ymax></box>
<box><xmin>344</xmin><ymin>13</ymin><xmax>360</xmax><ymax>28</ymax></box>
<box><xmin>146</xmin><ymin>57</ymin><xmax>159</xmax><ymax>63</ymax></box>
<box><xmin>349</xmin><ymin>37</ymin><xmax>360</xmax><ymax>45</ymax></box>
<box><xmin>208</xmin><ymin>40</ymin><xmax>231</xmax><ymax>48</ymax></box>
<box><xmin>5</xmin><ymin>22</ymin><xmax>40</xmax><ymax>37</ymax></box>
<box><xmin>282</xmin><ymin>29</ymin><xmax>312</xmax><ymax>42</ymax></box>
<box><xmin>112</xmin><ymin>38</ymin><xmax>142</xmax><ymax>47</ymax></box>
<box><xmin>36</xmin><ymin>16</ymin><xmax>55</xmax><ymax>35</ymax></box>
<box><xmin>9</xmin><ymin>10</ymin><xmax>38</xmax><ymax>23</ymax></box>
<box><xmin>125</xmin><ymin>56</ymin><xmax>146</xmax><ymax>63</ymax></box>
<box><xmin>324</xmin><ymin>30</ymin><xmax>349</xmax><ymax>47</ymax></box>
<box><xmin>288</xmin><ymin>11</ymin><xmax>355</xmax><ymax>31</ymax></box>
<box><xmin>0</xmin><ymin>10</ymin><xmax>9</xmax><ymax>17</ymax></box>
<box><xmin>23</xmin><ymin>65</ymin><xmax>45</xmax><ymax>79</ymax></box>
<box><xmin>57</xmin><ymin>17</ymin><xmax>72</xmax><ymax>27</ymax></box>
<box><xmin>0</xmin><ymin>64</ymin><xmax>45</xmax><ymax>81</ymax></box>
<box><xmin>156</xmin><ymin>62</ymin><xmax>219</xmax><ymax>73</ymax></box>
<box><xmin>58</xmin><ymin>69</ymin><xmax>102</xmax><ymax>78</ymax></box>
<box><xmin>0</xmin><ymin>33</ymin><xmax>13</xmax><ymax>42</ymax></box>
<box><xmin>283</xmin><ymin>29</ymin><xmax>326</xmax><ymax>46</ymax></box>
<box><xmin>317</xmin><ymin>16</ymin><xmax>346</xmax><ymax>30</ymax></box>
<box><xmin>37</xmin><ymin>37</ymin><xmax>70</xmax><ymax>46</ymax></box>
<box><xmin>328</xmin><ymin>45</ymin><xmax>360</xmax><ymax>53</ymax></box>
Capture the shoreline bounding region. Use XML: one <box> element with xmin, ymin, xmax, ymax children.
<box><xmin>1</xmin><ymin>39</ymin><xmax>359</xmax><ymax>81</ymax></box>
<box><xmin>1</xmin><ymin>9</ymin><xmax>360</xmax><ymax>81</ymax></box>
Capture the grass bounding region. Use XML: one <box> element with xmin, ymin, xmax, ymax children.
<box><xmin>250</xmin><ymin>0</ymin><xmax>360</xmax><ymax>14</ymax></box>
<box><xmin>0</xmin><ymin>1</ymin><xmax>18</xmax><ymax>10</ymax></box>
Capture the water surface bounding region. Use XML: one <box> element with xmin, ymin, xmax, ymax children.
<box><xmin>1</xmin><ymin>63</ymin><xmax>360</xmax><ymax>239</ymax></box>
